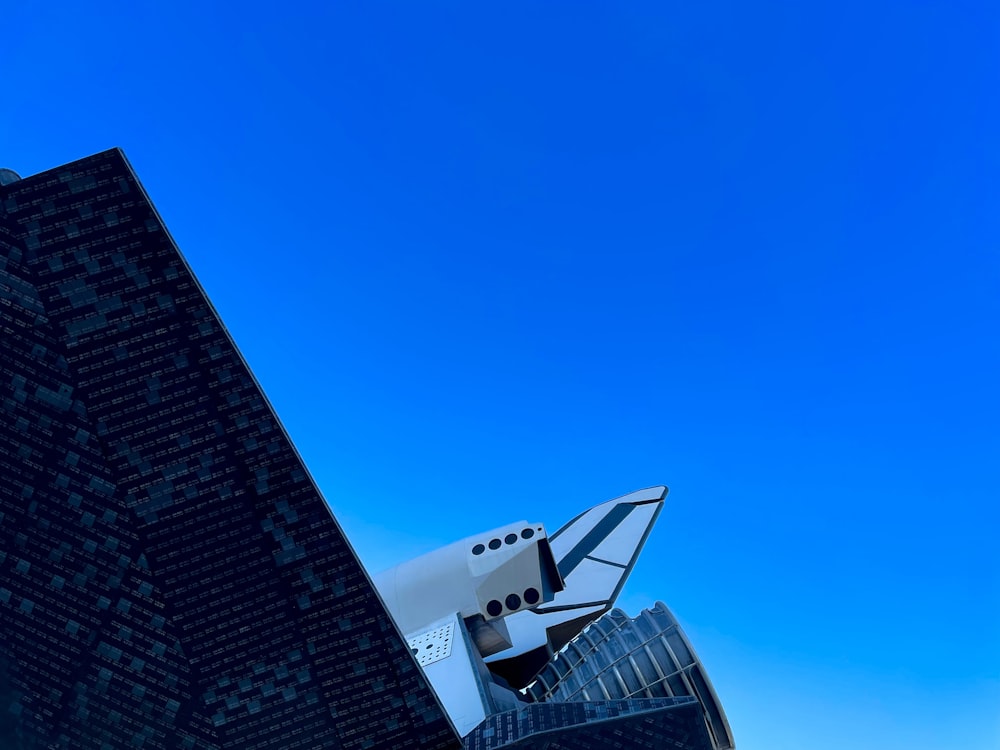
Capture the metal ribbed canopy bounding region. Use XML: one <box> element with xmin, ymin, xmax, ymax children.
<box><xmin>528</xmin><ymin>601</ymin><xmax>735</xmax><ymax>750</ymax></box>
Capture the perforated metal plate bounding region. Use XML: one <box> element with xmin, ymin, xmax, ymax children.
<box><xmin>407</xmin><ymin>622</ymin><xmax>455</xmax><ymax>667</ymax></box>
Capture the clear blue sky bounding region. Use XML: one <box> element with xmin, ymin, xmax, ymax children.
<box><xmin>3</xmin><ymin>3</ymin><xmax>998</xmax><ymax>748</ymax></box>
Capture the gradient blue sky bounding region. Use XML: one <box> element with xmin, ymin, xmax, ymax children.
<box><xmin>3</xmin><ymin>3</ymin><xmax>998</xmax><ymax>748</ymax></box>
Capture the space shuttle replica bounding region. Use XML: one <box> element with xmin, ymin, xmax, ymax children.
<box><xmin>374</xmin><ymin>486</ymin><xmax>735</xmax><ymax>749</ymax></box>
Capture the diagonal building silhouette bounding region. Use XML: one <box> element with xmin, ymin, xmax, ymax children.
<box><xmin>0</xmin><ymin>150</ymin><xmax>459</xmax><ymax>750</ymax></box>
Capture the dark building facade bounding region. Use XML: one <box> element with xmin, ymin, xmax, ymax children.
<box><xmin>0</xmin><ymin>150</ymin><xmax>460</xmax><ymax>749</ymax></box>
<box><xmin>463</xmin><ymin>698</ymin><xmax>712</xmax><ymax>750</ymax></box>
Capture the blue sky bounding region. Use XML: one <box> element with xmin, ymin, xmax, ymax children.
<box><xmin>3</xmin><ymin>2</ymin><xmax>998</xmax><ymax>748</ymax></box>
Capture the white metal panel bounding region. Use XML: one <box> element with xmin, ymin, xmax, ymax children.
<box><xmin>547</xmin><ymin>558</ymin><xmax>624</xmax><ymax>605</ymax></box>
<box><xmin>407</xmin><ymin>622</ymin><xmax>455</xmax><ymax>667</ymax></box>
<box><xmin>407</xmin><ymin>613</ymin><xmax>490</xmax><ymax>737</ymax></box>
<box><xmin>547</xmin><ymin>486</ymin><xmax>666</xmax><ymax>559</ymax></box>
<box><xmin>587</xmin><ymin>502</ymin><xmax>660</xmax><ymax>566</ymax></box>
<box><xmin>547</xmin><ymin>505</ymin><xmax>606</xmax><ymax>559</ymax></box>
<box><xmin>497</xmin><ymin>603</ymin><xmax>605</xmax><ymax>658</ymax></box>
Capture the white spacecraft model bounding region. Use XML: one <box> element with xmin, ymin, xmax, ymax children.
<box><xmin>373</xmin><ymin>486</ymin><xmax>667</xmax><ymax>736</ymax></box>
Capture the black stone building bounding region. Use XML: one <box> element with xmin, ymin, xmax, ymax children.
<box><xmin>0</xmin><ymin>150</ymin><xmax>461</xmax><ymax>749</ymax></box>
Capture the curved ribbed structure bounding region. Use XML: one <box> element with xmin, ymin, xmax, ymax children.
<box><xmin>526</xmin><ymin>601</ymin><xmax>734</xmax><ymax>750</ymax></box>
